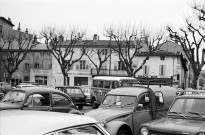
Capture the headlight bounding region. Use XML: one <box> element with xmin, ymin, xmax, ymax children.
<box><xmin>197</xmin><ymin>133</ymin><xmax>205</xmax><ymax>135</ymax></box>
<box><xmin>140</xmin><ymin>126</ymin><xmax>149</xmax><ymax>135</ymax></box>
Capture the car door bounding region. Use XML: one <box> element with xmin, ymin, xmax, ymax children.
<box><xmin>51</xmin><ymin>92</ymin><xmax>75</xmax><ymax>113</ymax></box>
<box><xmin>133</xmin><ymin>92</ymin><xmax>152</xmax><ymax>135</ymax></box>
<box><xmin>23</xmin><ymin>92</ymin><xmax>52</xmax><ymax>111</ymax></box>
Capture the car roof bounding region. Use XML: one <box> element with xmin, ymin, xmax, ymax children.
<box><xmin>0</xmin><ymin>110</ymin><xmax>97</xmax><ymax>135</ymax></box>
<box><xmin>55</xmin><ymin>86</ymin><xmax>81</xmax><ymax>89</ymax></box>
<box><xmin>11</xmin><ymin>86</ymin><xmax>64</xmax><ymax>94</ymax></box>
<box><xmin>107</xmin><ymin>85</ymin><xmax>178</xmax><ymax>97</ymax></box>
<box><xmin>93</xmin><ymin>76</ymin><xmax>137</xmax><ymax>81</ymax></box>
<box><xmin>176</xmin><ymin>94</ymin><xmax>205</xmax><ymax>99</ymax></box>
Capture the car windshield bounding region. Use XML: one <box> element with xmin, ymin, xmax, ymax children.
<box><xmin>102</xmin><ymin>95</ymin><xmax>136</xmax><ymax>108</ymax></box>
<box><xmin>168</xmin><ymin>98</ymin><xmax>205</xmax><ymax>118</ymax></box>
<box><xmin>1</xmin><ymin>91</ymin><xmax>26</xmax><ymax>104</ymax></box>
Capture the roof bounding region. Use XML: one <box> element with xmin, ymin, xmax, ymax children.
<box><xmin>0</xmin><ymin>110</ymin><xmax>97</xmax><ymax>135</ymax></box>
<box><xmin>0</xmin><ymin>17</ymin><xmax>15</xmax><ymax>26</ymax></box>
<box><xmin>12</xmin><ymin>86</ymin><xmax>64</xmax><ymax>94</ymax></box>
<box><xmin>108</xmin><ymin>85</ymin><xmax>178</xmax><ymax>97</ymax></box>
<box><xmin>93</xmin><ymin>76</ymin><xmax>137</xmax><ymax>81</ymax></box>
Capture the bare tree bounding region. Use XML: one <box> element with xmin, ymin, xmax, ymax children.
<box><xmin>167</xmin><ymin>2</ymin><xmax>205</xmax><ymax>89</ymax></box>
<box><xmin>41</xmin><ymin>26</ymin><xmax>89</xmax><ymax>85</ymax></box>
<box><xmin>85</xmin><ymin>44</ymin><xmax>111</xmax><ymax>75</ymax></box>
<box><xmin>0</xmin><ymin>29</ymin><xmax>38</xmax><ymax>84</ymax></box>
<box><xmin>105</xmin><ymin>26</ymin><xmax>165</xmax><ymax>77</ymax></box>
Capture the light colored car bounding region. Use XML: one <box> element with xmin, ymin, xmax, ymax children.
<box><xmin>0</xmin><ymin>110</ymin><xmax>111</xmax><ymax>135</ymax></box>
<box><xmin>85</xmin><ymin>85</ymin><xmax>178</xmax><ymax>135</ymax></box>
<box><xmin>140</xmin><ymin>90</ymin><xmax>205</xmax><ymax>135</ymax></box>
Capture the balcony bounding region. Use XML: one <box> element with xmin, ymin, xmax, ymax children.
<box><xmin>90</xmin><ymin>68</ymin><xmax>128</xmax><ymax>76</ymax></box>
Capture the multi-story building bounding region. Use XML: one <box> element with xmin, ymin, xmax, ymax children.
<box><xmin>0</xmin><ymin>17</ymin><xmax>52</xmax><ymax>86</ymax></box>
<box><xmin>0</xmin><ymin>17</ymin><xmax>192</xmax><ymax>89</ymax></box>
<box><xmin>51</xmin><ymin>36</ymin><xmax>191</xmax><ymax>89</ymax></box>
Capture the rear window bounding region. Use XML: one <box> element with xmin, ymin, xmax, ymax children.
<box><xmin>65</xmin><ymin>88</ymin><xmax>82</xmax><ymax>94</ymax></box>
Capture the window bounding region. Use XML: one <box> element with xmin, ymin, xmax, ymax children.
<box><xmin>56</xmin><ymin>125</ymin><xmax>104</xmax><ymax>135</ymax></box>
<box><xmin>101</xmin><ymin>49</ymin><xmax>107</xmax><ymax>55</ymax></box>
<box><xmin>66</xmin><ymin>88</ymin><xmax>82</xmax><ymax>94</ymax></box>
<box><xmin>160</xmin><ymin>56</ymin><xmax>165</xmax><ymax>60</ymax></box>
<box><xmin>25</xmin><ymin>63</ymin><xmax>30</xmax><ymax>71</ymax></box>
<box><xmin>104</xmin><ymin>81</ymin><xmax>111</xmax><ymax>88</ymax></box>
<box><xmin>34</xmin><ymin>63</ymin><xmax>40</xmax><ymax>69</ymax></box>
<box><xmin>25</xmin><ymin>93</ymin><xmax>50</xmax><ymax>107</ymax></box>
<box><xmin>143</xmin><ymin>65</ymin><xmax>149</xmax><ymax>75</ymax></box>
<box><xmin>155</xmin><ymin>92</ymin><xmax>164</xmax><ymax>109</ymax></box>
<box><xmin>118</xmin><ymin>61</ymin><xmax>125</xmax><ymax>70</ymax></box>
<box><xmin>35</xmin><ymin>76</ymin><xmax>47</xmax><ymax>85</ymax></box>
<box><xmin>24</xmin><ymin>76</ymin><xmax>29</xmax><ymax>81</ymax></box>
<box><xmin>80</xmin><ymin>60</ymin><xmax>86</xmax><ymax>69</ymax></box>
<box><xmin>159</xmin><ymin>65</ymin><xmax>166</xmax><ymax>76</ymax></box>
<box><xmin>98</xmin><ymin>81</ymin><xmax>104</xmax><ymax>88</ymax></box>
<box><xmin>137</xmin><ymin>93</ymin><xmax>150</xmax><ymax>111</ymax></box>
<box><xmin>52</xmin><ymin>93</ymin><xmax>71</xmax><ymax>106</ymax></box>
<box><xmin>93</xmin><ymin>80</ymin><xmax>98</xmax><ymax>87</ymax></box>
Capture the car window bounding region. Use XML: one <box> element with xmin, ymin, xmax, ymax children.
<box><xmin>56</xmin><ymin>125</ymin><xmax>104</xmax><ymax>135</ymax></box>
<box><xmin>103</xmin><ymin>95</ymin><xmax>136</xmax><ymax>107</ymax></box>
<box><xmin>52</xmin><ymin>93</ymin><xmax>71</xmax><ymax>106</ymax></box>
<box><xmin>66</xmin><ymin>88</ymin><xmax>82</xmax><ymax>94</ymax></box>
<box><xmin>26</xmin><ymin>93</ymin><xmax>50</xmax><ymax>107</ymax></box>
<box><xmin>155</xmin><ymin>91</ymin><xmax>164</xmax><ymax>109</ymax></box>
<box><xmin>137</xmin><ymin>93</ymin><xmax>150</xmax><ymax>111</ymax></box>
<box><xmin>104</xmin><ymin>81</ymin><xmax>110</xmax><ymax>89</ymax></box>
<box><xmin>2</xmin><ymin>91</ymin><xmax>25</xmax><ymax>104</ymax></box>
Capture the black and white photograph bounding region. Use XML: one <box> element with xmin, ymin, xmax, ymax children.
<box><xmin>1</xmin><ymin>0</ymin><xmax>205</xmax><ymax>135</ymax></box>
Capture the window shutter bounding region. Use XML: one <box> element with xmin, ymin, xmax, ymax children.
<box><xmin>147</xmin><ymin>66</ymin><xmax>150</xmax><ymax>75</ymax></box>
<box><xmin>76</xmin><ymin>65</ymin><xmax>79</xmax><ymax>70</ymax></box>
<box><xmin>159</xmin><ymin>65</ymin><xmax>162</xmax><ymax>75</ymax></box>
<box><xmin>163</xmin><ymin>65</ymin><xmax>166</xmax><ymax>75</ymax></box>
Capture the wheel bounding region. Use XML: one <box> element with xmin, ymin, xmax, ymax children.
<box><xmin>116</xmin><ymin>129</ymin><xmax>131</xmax><ymax>135</ymax></box>
<box><xmin>78</xmin><ymin>105</ymin><xmax>83</xmax><ymax>110</ymax></box>
<box><xmin>91</xmin><ymin>98</ymin><xmax>98</xmax><ymax>109</ymax></box>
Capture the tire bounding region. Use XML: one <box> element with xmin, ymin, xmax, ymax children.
<box><xmin>116</xmin><ymin>129</ymin><xmax>131</xmax><ymax>135</ymax></box>
<box><xmin>91</xmin><ymin>98</ymin><xmax>98</xmax><ymax>109</ymax></box>
<box><xmin>78</xmin><ymin>105</ymin><xmax>83</xmax><ymax>110</ymax></box>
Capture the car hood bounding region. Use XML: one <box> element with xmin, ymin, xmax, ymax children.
<box><xmin>85</xmin><ymin>107</ymin><xmax>131</xmax><ymax>123</ymax></box>
<box><xmin>147</xmin><ymin>117</ymin><xmax>205</xmax><ymax>133</ymax></box>
<box><xmin>0</xmin><ymin>102</ymin><xmax>21</xmax><ymax>110</ymax></box>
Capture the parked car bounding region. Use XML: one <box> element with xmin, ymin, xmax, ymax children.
<box><xmin>0</xmin><ymin>82</ymin><xmax>12</xmax><ymax>99</ymax></box>
<box><xmin>81</xmin><ymin>85</ymin><xmax>91</xmax><ymax>104</ymax></box>
<box><xmin>0</xmin><ymin>110</ymin><xmax>111</xmax><ymax>135</ymax></box>
<box><xmin>85</xmin><ymin>85</ymin><xmax>178</xmax><ymax>135</ymax></box>
<box><xmin>55</xmin><ymin>86</ymin><xmax>86</xmax><ymax>109</ymax></box>
<box><xmin>0</xmin><ymin>86</ymin><xmax>82</xmax><ymax>114</ymax></box>
<box><xmin>140</xmin><ymin>90</ymin><xmax>205</xmax><ymax>135</ymax></box>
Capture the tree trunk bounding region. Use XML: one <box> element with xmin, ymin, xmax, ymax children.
<box><xmin>192</xmin><ymin>70</ymin><xmax>200</xmax><ymax>89</ymax></box>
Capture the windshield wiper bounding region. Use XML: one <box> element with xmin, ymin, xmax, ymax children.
<box><xmin>188</xmin><ymin>112</ymin><xmax>205</xmax><ymax>118</ymax></box>
<box><xmin>168</xmin><ymin>111</ymin><xmax>187</xmax><ymax>119</ymax></box>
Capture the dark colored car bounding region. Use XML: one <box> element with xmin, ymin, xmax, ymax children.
<box><xmin>0</xmin><ymin>86</ymin><xmax>82</xmax><ymax>114</ymax></box>
<box><xmin>140</xmin><ymin>90</ymin><xmax>205</xmax><ymax>135</ymax></box>
<box><xmin>55</xmin><ymin>86</ymin><xmax>86</xmax><ymax>109</ymax></box>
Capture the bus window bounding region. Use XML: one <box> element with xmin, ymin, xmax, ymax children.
<box><xmin>112</xmin><ymin>81</ymin><xmax>119</xmax><ymax>89</ymax></box>
<box><xmin>104</xmin><ymin>81</ymin><xmax>111</xmax><ymax>89</ymax></box>
<box><xmin>93</xmin><ymin>80</ymin><xmax>98</xmax><ymax>87</ymax></box>
<box><xmin>99</xmin><ymin>81</ymin><xmax>104</xmax><ymax>88</ymax></box>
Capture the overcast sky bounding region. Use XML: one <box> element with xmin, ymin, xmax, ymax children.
<box><xmin>0</xmin><ymin>0</ymin><xmax>198</xmax><ymax>38</ymax></box>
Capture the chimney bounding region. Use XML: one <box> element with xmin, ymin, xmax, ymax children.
<box><xmin>17</xmin><ymin>22</ymin><xmax>21</xmax><ymax>31</ymax></box>
<box><xmin>8</xmin><ymin>17</ymin><xmax>12</xmax><ymax>23</ymax></box>
<box><xmin>25</xmin><ymin>28</ymin><xmax>28</xmax><ymax>33</ymax></box>
<box><xmin>93</xmin><ymin>34</ymin><xmax>98</xmax><ymax>41</ymax></box>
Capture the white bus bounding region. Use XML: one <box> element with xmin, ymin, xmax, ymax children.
<box><xmin>90</xmin><ymin>76</ymin><xmax>139</xmax><ymax>109</ymax></box>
